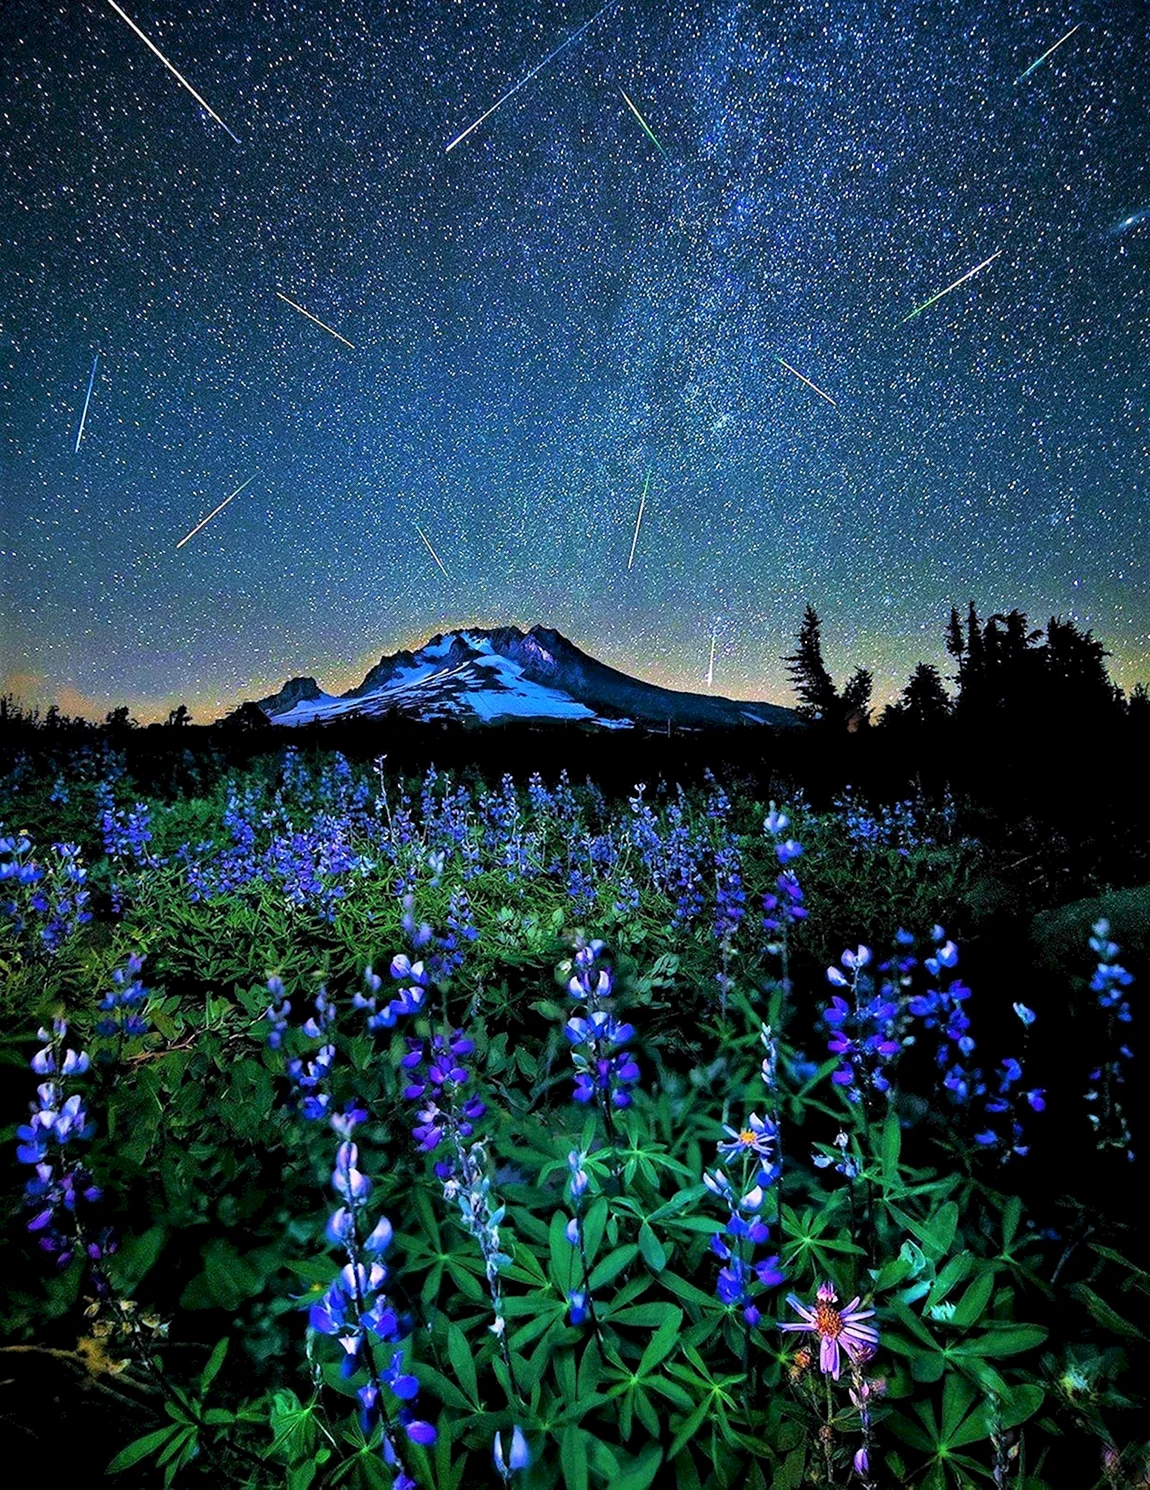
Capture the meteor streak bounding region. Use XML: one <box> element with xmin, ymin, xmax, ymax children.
<box><xmin>445</xmin><ymin>0</ymin><xmax>620</xmax><ymax>152</ymax></box>
<box><xmin>176</xmin><ymin>473</ymin><xmax>258</xmax><ymax>549</ymax></box>
<box><xmin>776</xmin><ymin>356</ymin><xmax>838</xmax><ymax>407</ymax></box>
<box><xmin>627</xmin><ymin>466</ymin><xmax>651</xmax><ymax>571</ymax></box>
<box><xmin>900</xmin><ymin>249</ymin><xmax>1003</xmax><ymax>323</ymax></box>
<box><xmin>619</xmin><ymin>87</ymin><xmax>669</xmax><ymax>159</ymax></box>
<box><xmin>74</xmin><ymin>354</ymin><xmax>99</xmax><ymax>453</ymax></box>
<box><xmin>103</xmin><ymin>0</ymin><xmax>240</xmax><ymax>143</ymax></box>
<box><xmin>706</xmin><ymin>625</ymin><xmax>717</xmax><ymax>689</ymax></box>
<box><xmin>1015</xmin><ymin>22</ymin><xmax>1082</xmax><ymax>83</ymax></box>
<box><xmin>276</xmin><ymin>292</ymin><xmax>356</xmax><ymax>348</ymax></box>
<box><xmin>415</xmin><ymin>525</ymin><xmax>450</xmax><ymax>580</ymax></box>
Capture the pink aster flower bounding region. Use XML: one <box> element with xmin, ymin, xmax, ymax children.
<box><xmin>780</xmin><ymin>1282</ymin><xmax>878</xmax><ymax>1379</ymax></box>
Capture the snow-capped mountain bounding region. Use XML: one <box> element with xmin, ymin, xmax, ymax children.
<box><xmin>246</xmin><ymin>626</ymin><xmax>799</xmax><ymax>731</ymax></box>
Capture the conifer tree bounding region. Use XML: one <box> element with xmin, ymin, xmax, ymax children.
<box><xmin>783</xmin><ymin>606</ymin><xmax>840</xmax><ymax>722</ymax></box>
<box><xmin>841</xmin><ymin>667</ymin><xmax>873</xmax><ymax>730</ymax></box>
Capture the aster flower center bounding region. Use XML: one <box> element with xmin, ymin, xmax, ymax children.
<box><xmin>738</xmin><ymin>1128</ymin><xmax>757</xmax><ymax>1145</ymax></box>
<box><xmin>814</xmin><ymin>1302</ymin><xmax>844</xmax><ymax>1339</ymax></box>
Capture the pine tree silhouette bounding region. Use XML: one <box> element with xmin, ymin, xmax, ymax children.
<box><xmin>783</xmin><ymin>606</ymin><xmax>841</xmax><ymax>722</ymax></box>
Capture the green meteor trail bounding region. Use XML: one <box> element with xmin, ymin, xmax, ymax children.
<box><xmin>900</xmin><ymin>249</ymin><xmax>1003</xmax><ymax>324</ymax></box>
<box><xmin>619</xmin><ymin>87</ymin><xmax>669</xmax><ymax>159</ymax></box>
<box><xmin>1015</xmin><ymin>22</ymin><xmax>1082</xmax><ymax>84</ymax></box>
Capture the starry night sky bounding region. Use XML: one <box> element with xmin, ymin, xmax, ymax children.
<box><xmin>2</xmin><ymin>0</ymin><xmax>1147</xmax><ymax>723</ymax></box>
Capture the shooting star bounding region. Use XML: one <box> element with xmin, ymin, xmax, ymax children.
<box><xmin>900</xmin><ymin>249</ymin><xmax>1003</xmax><ymax>324</ymax></box>
<box><xmin>627</xmin><ymin>466</ymin><xmax>651</xmax><ymax>571</ymax></box>
<box><xmin>74</xmin><ymin>353</ymin><xmax>99</xmax><ymax>453</ymax></box>
<box><xmin>103</xmin><ymin>0</ymin><xmax>240</xmax><ymax>143</ymax></box>
<box><xmin>176</xmin><ymin>473</ymin><xmax>258</xmax><ymax>550</ymax></box>
<box><xmin>415</xmin><ymin>524</ymin><xmax>450</xmax><ymax>580</ymax></box>
<box><xmin>619</xmin><ymin>87</ymin><xmax>669</xmax><ymax>159</ymax></box>
<box><xmin>276</xmin><ymin>292</ymin><xmax>355</xmax><ymax>348</ymax></box>
<box><xmin>706</xmin><ymin>624</ymin><xmax>717</xmax><ymax>689</ymax></box>
<box><xmin>1015</xmin><ymin>22</ymin><xmax>1082</xmax><ymax>84</ymax></box>
<box><xmin>445</xmin><ymin>0</ymin><xmax>620</xmax><ymax>152</ymax></box>
<box><xmin>776</xmin><ymin>356</ymin><xmax>838</xmax><ymax>408</ymax></box>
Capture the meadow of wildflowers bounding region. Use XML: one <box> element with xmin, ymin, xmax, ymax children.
<box><xmin>1</xmin><ymin>745</ymin><xmax>1147</xmax><ymax>1488</ymax></box>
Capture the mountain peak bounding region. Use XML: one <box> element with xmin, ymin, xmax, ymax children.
<box><xmin>242</xmin><ymin>626</ymin><xmax>799</xmax><ymax>732</ymax></box>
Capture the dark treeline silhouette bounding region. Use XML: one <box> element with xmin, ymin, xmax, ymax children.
<box><xmin>784</xmin><ymin>600</ymin><xmax>1139</xmax><ymax>733</ymax></box>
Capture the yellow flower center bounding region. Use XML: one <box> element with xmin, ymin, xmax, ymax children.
<box><xmin>738</xmin><ymin>1128</ymin><xmax>757</xmax><ymax>1145</ymax></box>
<box><xmin>814</xmin><ymin>1302</ymin><xmax>844</xmax><ymax>1339</ymax></box>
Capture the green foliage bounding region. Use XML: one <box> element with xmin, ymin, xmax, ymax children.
<box><xmin>2</xmin><ymin>749</ymin><xmax>1146</xmax><ymax>1487</ymax></box>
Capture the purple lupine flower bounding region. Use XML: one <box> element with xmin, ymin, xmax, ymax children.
<box><xmin>780</xmin><ymin>1283</ymin><xmax>879</xmax><ymax>1379</ymax></box>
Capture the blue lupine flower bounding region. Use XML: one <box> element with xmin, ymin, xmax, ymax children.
<box><xmin>493</xmin><ymin>1425</ymin><xmax>531</xmax><ymax>1480</ymax></box>
<box><xmin>95</xmin><ymin>954</ymin><xmax>151</xmax><ymax>1041</ymax></box>
<box><xmin>565</xmin><ymin>943</ymin><xmax>640</xmax><ymax>1109</ymax></box>
<box><xmin>17</xmin><ymin>1019</ymin><xmax>109</xmax><ymax>1274</ymax></box>
<box><xmin>704</xmin><ymin>1179</ymin><xmax>783</xmax><ymax>1324</ymax></box>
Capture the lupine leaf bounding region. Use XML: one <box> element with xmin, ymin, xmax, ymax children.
<box><xmin>667</xmin><ymin>1396</ymin><xmax>712</xmax><ymax>1460</ymax></box>
<box><xmin>950</xmin><ymin>1270</ymin><xmax>996</xmax><ymax>1328</ymax></box>
<box><xmin>610</xmin><ymin>1443</ymin><xmax>664</xmax><ymax>1490</ymax></box>
<box><xmin>107</xmin><ymin>1426</ymin><xmax>179</xmax><ymax>1473</ymax></box>
<box><xmin>638</xmin><ymin>1309</ymin><xmax>683</xmax><ymax>1375</ymax></box>
<box><xmin>199</xmin><ymin>1336</ymin><xmax>229</xmax><ymax>1393</ymax></box>
<box><xmin>638</xmin><ymin>1222</ymin><xmax>667</xmax><ymax>1272</ymax></box>
<box><xmin>560</xmin><ymin>1424</ymin><xmax>590</xmax><ymax>1490</ymax></box>
<box><xmin>446</xmin><ymin>1321</ymin><xmax>480</xmax><ymax>1406</ymax></box>
<box><xmin>589</xmin><ymin>1243</ymin><xmax>638</xmax><ymax>1289</ymax></box>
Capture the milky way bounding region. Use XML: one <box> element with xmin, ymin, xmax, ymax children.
<box><xmin>1</xmin><ymin>0</ymin><xmax>1146</xmax><ymax>720</ymax></box>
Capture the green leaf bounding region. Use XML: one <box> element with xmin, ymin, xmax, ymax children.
<box><xmin>589</xmin><ymin>1243</ymin><xmax>638</xmax><ymax>1290</ymax></box>
<box><xmin>107</xmin><ymin>1426</ymin><xmax>178</xmax><ymax>1474</ymax></box>
<box><xmin>560</xmin><ymin>1424</ymin><xmax>590</xmax><ymax>1490</ymax></box>
<box><xmin>1001</xmin><ymin>1195</ymin><xmax>1022</xmax><ymax>1250</ymax></box>
<box><xmin>647</xmin><ymin>1186</ymin><xmax>707</xmax><ymax>1223</ymax></box>
<box><xmin>611</xmin><ymin>1303</ymin><xmax>681</xmax><ymax>1328</ymax></box>
<box><xmin>550</xmin><ymin>1210</ymin><xmax>576</xmax><ymax>1294</ymax></box>
<box><xmin>668</xmin><ymin>1397</ymin><xmax>711</xmax><ymax>1461</ymax></box>
<box><xmin>638</xmin><ymin>1309</ymin><xmax>683</xmax><ymax>1375</ymax></box>
<box><xmin>413</xmin><ymin>1364</ymin><xmax>473</xmax><ymax>1411</ymax></box>
<box><xmin>941</xmin><ymin>1372</ymin><xmax>978</xmax><ymax>1441</ymax></box>
<box><xmin>659</xmin><ymin>1271</ymin><xmax>717</xmax><ymax>1310</ymax></box>
<box><xmin>925</xmin><ymin>1251</ymin><xmax>975</xmax><ymax>1310</ymax></box>
<box><xmin>583</xmin><ymin>1196</ymin><xmax>609</xmax><ymax>1267</ymax></box>
<box><xmin>199</xmin><ymin>1337</ymin><xmax>229</xmax><ymax>1394</ymax></box>
<box><xmin>638</xmin><ymin>1222</ymin><xmax>667</xmax><ymax>1273</ymax></box>
<box><xmin>610</xmin><ymin>1444</ymin><xmax>664</xmax><ymax>1490</ymax></box>
<box><xmin>446</xmin><ymin>1322</ymin><xmax>480</xmax><ymax>1406</ymax></box>
<box><xmin>951</xmin><ymin>1270</ymin><xmax>996</xmax><ymax>1329</ymax></box>
<box><xmin>956</xmin><ymin>1324</ymin><xmax>1048</xmax><ymax>1358</ymax></box>
<box><xmin>1070</xmin><ymin>1283</ymin><xmax>1147</xmax><ymax>1340</ymax></box>
<box><xmin>881</xmin><ymin>1110</ymin><xmax>902</xmax><ymax>1181</ymax></box>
